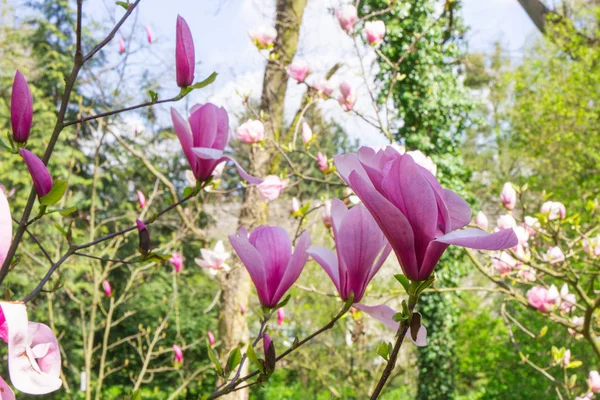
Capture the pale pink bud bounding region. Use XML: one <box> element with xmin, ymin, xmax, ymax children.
<box><xmin>248</xmin><ymin>26</ymin><xmax>277</xmax><ymax>48</ymax></box>
<box><xmin>237</xmin><ymin>119</ymin><xmax>265</xmax><ymax>144</ymax></box>
<box><xmin>338</xmin><ymin>82</ymin><xmax>356</xmax><ymax>111</ymax></box>
<box><xmin>287</xmin><ymin>60</ymin><xmax>309</xmax><ymax>83</ymax></box>
<box><xmin>336</xmin><ymin>5</ymin><xmax>357</xmax><ymax>33</ymax></box>
<box><xmin>583</xmin><ymin>236</ymin><xmax>600</xmax><ymax>257</ymax></box>
<box><xmin>496</xmin><ymin>214</ymin><xmax>516</xmax><ymax>230</ymax></box>
<box><xmin>169</xmin><ymin>253</ymin><xmax>183</xmax><ymax>273</ymax></box>
<box><xmin>119</xmin><ymin>37</ymin><xmax>125</xmax><ymax>54</ymax></box>
<box><xmin>569</xmin><ymin>316</ymin><xmax>583</xmax><ymax>336</ymax></box>
<box><xmin>475</xmin><ymin>211</ymin><xmax>488</xmax><ymax>231</ymax></box>
<box><xmin>406</xmin><ymin>150</ymin><xmax>437</xmax><ymax>176</ymax></box>
<box><xmin>19</xmin><ymin>149</ymin><xmax>53</xmax><ymax>198</ymax></box>
<box><xmin>321</xmin><ymin>200</ymin><xmax>332</xmax><ymax>228</ymax></box>
<box><xmin>277</xmin><ymin>308</ymin><xmax>285</xmax><ymax>326</ymax></box>
<box><xmin>301</xmin><ymin>122</ymin><xmax>313</xmax><ymax>144</ymax></box>
<box><xmin>563</xmin><ymin>349</ymin><xmax>571</xmax><ymax>366</ymax></box>
<box><xmin>137</xmin><ymin>190</ymin><xmax>146</xmax><ymax>208</ymax></box>
<box><xmin>312</xmin><ymin>79</ymin><xmax>334</xmax><ymax>96</ymax></box>
<box><xmin>589</xmin><ymin>371</ymin><xmax>600</xmax><ymax>392</ymax></box>
<box><xmin>500</xmin><ymin>182</ymin><xmax>517</xmax><ymax>210</ymax></box>
<box><xmin>145</xmin><ymin>25</ymin><xmax>153</xmax><ymax>44</ymax></box>
<box><xmin>560</xmin><ymin>284</ymin><xmax>576</xmax><ymax>313</ymax></box>
<box><xmin>11</xmin><ymin>70</ymin><xmax>33</xmax><ymax>143</ymax></box>
<box><xmin>544</xmin><ymin>246</ymin><xmax>565</xmax><ymax>264</ymax></box>
<box><xmin>175</xmin><ymin>15</ymin><xmax>195</xmax><ymax>87</ymax></box>
<box><xmin>258</xmin><ymin>175</ymin><xmax>285</xmax><ymax>202</ymax></box>
<box><xmin>102</xmin><ymin>280</ymin><xmax>112</xmax><ymax>297</ymax></box>
<box><xmin>291</xmin><ymin>197</ymin><xmax>301</xmax><ymax>214</ymax></box>
<box><xmin>240</xmin><ymin>303</ymin><xmax>246</xmax><ymax>315</ymax></box>
<box><xmin>365</xmin><ymin>20</ymin><xmax>386</xmax><ymax>46</ymax></box>
<box><xmin>207</xmin><ymin>331</ymin><xmax>215</xmax><ymax>346</ymax></box>
<box><xmin>172</xmin><ymin>344</ymin><xmax>183</xmax><ymax>362</ymax></box>
<box><xmin>541</xmin><ymin>201</ymin><xmax>566</xmax><ymax>220</ymax></box>
<box><xmin>524</xmin><ymin>216</ymin><xmax>540</xmax><ymax>236</ymax></box>
<box><xmin>317</xmin><ymin>152</ymin><xmax>328</xmax><ymax>172</ymax></box>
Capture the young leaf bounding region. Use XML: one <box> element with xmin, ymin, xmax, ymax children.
<box><xmin>207</xmin><ymin>344</ymin><xmax>224</xmax><ymax>377</ymax></box>
<box><xmin>226</xmin><ymin>347</ymin><xmax>242</xmax><ymax>375</ymax></box>
<box><xmin>148</xmin><ymin>90</ymin><xmax>158</xmax><ymax>103</ymax></box>
<box><xmin>191</xmin><ymin>72</ymin><xmax>218</xmax><ymax>90</ymax></box>
<box><xmin>394</xmin><ymin>274</ymin><xmax>410</xmax><ymax>293</ymax></box>
<box><xmin>567</xmin><ymin>360</ymin><xmax>583</xmax><ymax>369</ymax></box>
<box><xmin>183</xmin><ymin>186</ymin><xmax>194</xmax><ymax>198</ymax></box>
<box><xmin>377</xmin><ymin>342</ymin><xmax>389</xmax><ymax>361</ymax></box>
<box><xmin>40</xmin><ymin>180</ymin><xmax>67</xmax><ymax>206</ymax></box>
<box><xmin>115</xmin><ymin>1</ymin><xmax>129</xmax><ymax>10</ymax></box>
<box><xmin>538</xmin><ymin>326</ymin><xmax>548</xmax><ymax>338</ymax></box>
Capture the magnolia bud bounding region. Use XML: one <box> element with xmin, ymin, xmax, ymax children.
<box><xmin>11</xmin><ymin>70</ymin><xmax>33</xmax><ymax>143</ymax></box>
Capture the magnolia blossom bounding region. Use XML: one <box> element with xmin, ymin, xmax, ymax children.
<box><xmin>541</xmin><ymin>201</ymin><xmax>566</xmax><ymax>220</ymax></box>
<box><xmin>20</xmin><ymin>149</ymin><xmax>53</xmax><ymax>198</ymax></box>
<box><xmin>497</xmin><ymin>214</ymin><xmax>517</xmax><ymax>230</ymax></box>
<box><xmin>500</xmin><ymin>182</ymin><xmax>517</xmax><ymax>210</ymax></box>
<box><xmin>560</xmin><ymin>284</ymin><xmax>576</xmax><ymax>313</ymax></box>
<box><xmin>513</xmin><ymin>226</ymin><xmax>530</xmax><ymax>247</ymax></box>
<box><xmin>237</xmin><ymin>119</ymin><xmax>265</xmax><ymax>144</ymax></box>
<box><xmin>258</xmin><ymin>175</ymin><xmax>285</xmax><ymax>202</ymax></box>
<box><xmin>524</xmin><ymin>216</ymin><xmax>540</xmax><ymax>236</ymax></box>
<box><xmin>544</xmin><ymin>246</ymin><xmax>565</xmax><ymax>264</ymax></box>
<box><xmin>338</xmin><ymin>82</ymin><xmax>356</xmax><ymax>111</ymax></box>
<box><xmin>102</xmin><ymin>280</ymin><xmax>112</xmax><ymax>297</ymax></box>
<box><xmin>287</xmin><ymin>60</ymin><xmax>309</xmax><ymax>83</ymax></box>
<box><xmin>291</xmin><ymin>198</ymin><xmax>301</xmax><ymax>214</ymax></box>
<box><xmin>590</xmin><ymin>371</ymin><xmax>600</xmax><ymax>393</ymax></box>
<box><xmin>569</xmin><ymin>316</ymin><xmax>584</xmax><ymax>336</ymax></box>
<box><xmin>321</xmin><ymin>200</ymin><xmax>332</xmax><ymax>228</ymax></box>
<box><xmin>0</xmin><ymin>302</ymin><xmax>62</xmax><ymax>395</ymax></box>
<box><xmin>137</xmin><ymin>190</ymin><xmax>146</xmax><ymax>209</ymax></box>
<box><xmin>336</xmin><ymin>4</ymin><xmax>357</xmax><ymax>33</ymax></box>
<box><xmin>492</xmin><ymin>251</ymin><xmax>518</xmax><ymax>275</ymax></box>
<box><xmin>583</xmin><ymin>236</ymin><xmax>600</xmax><ymax>257</ymax></box>
<box><xmin>301</xmin><ymin>122</ymin><xmax>313</xmax><ymax>144</ymax></box>
<box><xmin>11</xmin><ymin>70</ymin><xmax>33</xmax><ymax>143</ymax></box>
<box><xmin>365</xmin><ymin>20</ymin><xmax>386</xmax><ymax>46</ymax></box>
<box><xmin>169</xmin><ymin>253</ymin><xmax>183</xmax><ymax>273</ymax></box>
<box><xmin>312</xmin><ymin>79</ymin><xmax>334</xmax><ymax>97</ymax></box>
<box><xmin>277</xmin><ymin>308</ymin><xmax>285</xmax><ymax>326</ymax></box>
<box><xmin>136</xmin><ymin>219</ymin><xmax>150</xmax><ymax>254</ymax></box>
<box><xmin>145</xmin><ymin>25</ymin><xmax>153</xmax><ymax>44</ymax></box>
<box><xmin>0</xmin><ymin>188</ymin><xmax>11</xmax><ymax>266</ymax></box>
<box><xmin>527</xmin><ymin>285</ymin><xmax>560</xmax><ymax>312</ymax></box>
<box><xmin>406</xmin><ymin>150</ymin><xmax>437</xmax><ymax>176</ymax></box>
<box><xmin>517</xmin><ymin>265</ymin><xmax>536</xmax><ymax>282</ymax></box>
<box><xmin>172</xmin><ymin>344</ymin><xmax>183</xmax><ymax>362</ymax></box>
<box><xmin>317</xmin><ymin>152</ymin><xmax>328</xmax><ymax>172</ymax></box>
<box><xmin>229</xmin><ymin>226</ymin><xmax>311</xmax><ymax>308</ymax></box>
<box><xmin>207</xmin><ymin>331</ymin><xmax>215</xmax><ymax>346</ymax></box>
<box><xmin>248</xmin><ymin>26</ymin><xmax>277</xmax><ymax>48</ymax></box>
<box><xmin>119</xmin><ymin>37</ymin><xmax>125</xmax><ymax>54</ymax></box>
<box><xmin>475</xmin><ymin>211</ymin><xmax>488</xmax><ymax>231</ymax></box>
<box><xmin>175</xmin><ymin>15</ymin><xmax>195</xmax><ymax>87</ymax></box>
<box><xmin>195</xmin><ymin>241</ymin><xmax>231</xmax><ymax>275</ymax></box>
<box><xmin>239</xmin><ymin>303</ymin><xmax>247</xmax><ymax>315</ymax></box>
<box><xmin>562</xmin><ymin>349</ymin><xmax>571</xmax><ymax>366</ymax></box>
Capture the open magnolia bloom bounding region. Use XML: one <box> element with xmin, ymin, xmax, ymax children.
<box><xmin>195</xmin><ymin>240</ymin><xmax>231</xmax><ymax>275</ymax></box>
<box><xmin>307</xmin><ymin>199</ymin><xmax>426</xmax><ymax>346</ymax></box>
<box><xmin>0</xmin><ymin>302</ymin><xmax>62</xmax><ymax>395</ymax></box>
<box><xmin>334</xmin><ymin>146</ymin><xmax>518</xmax><ymax>281</ymax></box>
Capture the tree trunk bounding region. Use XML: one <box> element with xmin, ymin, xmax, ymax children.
<box><xmin>218</xmin><ymin>1</ymin><xmax>307</xmax><ymax>399</ymax></box>
<box><xmin>517</xmin><ymin>0</ymin><xmax>550</xmax><ymax>34</ymax></box>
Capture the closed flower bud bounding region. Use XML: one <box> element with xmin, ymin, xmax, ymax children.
<box><xmin>137</xmin><ymin>190</ymin><xmax>146</xmax><ymax>209</ymax></box>
<box><xmin>589</xmin><ymin>371</ymin><xmax>600</xmax><ymax>392</ymax></box>
<box><xmin>287</xmin><ymin>60</ymin><xmax>309</xmax><ymax>83</ymax></box>
<box><xmin>102</xmin><ymin>280</ymin><xmax>112</xmax><ymax>297</ymax></box>
<box><xmin>169</xmin><ymin>253</ymin><xmax>183</xmax><ymax>273</ymax></box>
<box><xmin>237</xmin><ymin>120</ymin><xmax>265</xmax><ymax>144</ymax></box>
<box><xmin>248</xmin><ymin>26</ymin><xmax>277</xmax><ymax>48</ymax></box>
<box><xmin>365</xmin><ymin>20</ymin><xmax>386</xmax><ymax>46</ymax></box>
<box><xmin>291</xmin><ymin>197</ymin><xmax>301</xmax><ymax>214</ymax></box>
<box><xmin>207</xmin><ymin>331</ymin><xmax>215</xmax><ymax>346</ymax></box>
<box><xmin>500</xmin><ymin>182</ymin><xmax>517</xmax><ymax>210</ymax></box>
<box><xmin>258</xmin><ymin>176</ymin><xmax>285</xmax><ymax>202</ymax></box>
<box><xmin>172</xmin><ymin>344</ymin><xmax>183</xmax><ymax>362</ymax></box>
<box><xmin>301</xmin><ymin>122</ymin><xmax>313</xmax><ymax>144</ymax></box>
<box><xmin>475</xmin><ymin>211</ymin><xmax>488</xmax><ymax>231</ymax></box>
<box><xmin>19</xmin><ymin>149</ymin><xmax>53</xmax><ymax>198</ymax></box>
<box><xmin>145</xmin><ymin>25</ymin><xmax>153</xmax><ymax>44</ymax></box>
<box><xmin>11</xmin><ymin>70</ymin><xmax>33</xmax><ymax>143</ymax></box>
<box><xmin>119</xmin><ymin>37</ymin><xmax>126</xmax><ymax>54</ymax></box>
<box><xmin>263</xmin><ymin>333</ymin><xmax>276</xmax><ymax>372</ymax></box>
<box><xmin>541</xmin><ymin>201</ymin><xmax>566</xmax><ymax>220</ymax></box>
<box><xmin>277</xmin><ymin>308</ymin><xmax>285</xmax><ymax>326</ymax></box>
<box><xmin>175</xmin><ymin>15</ymin><xmax>195</xmax><ymax>87</ymax></box>
<box><xmin>317</xmin><ymin>152</ymin><xmax>328</xmax><ymax>172</ymax></box>
<box><xmin>336</xmin><ymin>5</ymin><xmax>357</xmax><ymax>33</ymax></box>
<box><xmin>136</xmin><ymin>219</ymin><xmax>150</xmax><ymax>254</ymax></box>
<box><xmin>321</xmin><ymin>200</ymin><xmax>332</xmax><ymax>228</ymax></box>
<box><xmin>338</xmin><ymin>82</ymin><xmax>356</xmax><ymax>111</ymax></box>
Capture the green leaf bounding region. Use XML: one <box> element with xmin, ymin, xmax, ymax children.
<box><xmin>149</xmin><ymin>90</ymin><xmax>158</xmax><ymax>103</ymax></box>
<box><xmin>538</xmin><ymin>326</ymin><xmax>548</xmax><ymax>338</ymax></box>
<box><xmin>54</xmin><ymin>223</ymin><xmax>68</xmax><ymax>238</ymax></box>
<box><xmin>48</xmin><ymin>206</ymin><xmax>77</xmax><ymax>217</ymax></box>
<box><xmin>377</xmin><ymin>342</ymin><xmax>390</xmax><ymax>361</ymax></box>
<box><xmin>568</xmin><ymin>374</ymin><xmax>577</xmax><ymax>387</ymax></box>
<box><xmin>226</xmin><ymin>347</ymin><xmax>242</xmax><ymax>375</ymax></box>
<box><xmin>115</xmin><ymin>1</ymin><xmax>129</xmax><ymax>10</ymax></box>
<box><xmin>191</xmin><ymin>72</ymin><xmax>218</xmax><ymax>90</ymax></box>
<box><xmin>131</xmin><ymin>390</ymin><xmax>142</xmax><ymax>400</ymax></box>
<box><xmin>567</xmin><ymin>360</ymin><xmax>582</xmax><ymax>369</ymax></box>
<box><xmin>183</xmin><ymin>186</ymin><xmax>194</xmax><ymax>198</ymax></box>
<box><xmin>394</xmin><ymin>274</ymin><xmax>410</xmax><ymax>293</ymax></box>
<box><xmin>40</xmin><ymin>180</ymin><xmax>67</xmax><ymax>206</ymax></box>
<box><xmin>274</xmin><ymin>294</ymin><xmax>291</xmax><ymax>310</ymax></box>
<box><xmin>0</xmin><ymin>136</ymin><xmax>13</xmax><ymax>152</ymax></box>
<box><xmin>207</xmin><ymin>343</ymin><xmax>224</xmax><ymax>377</ymax></box>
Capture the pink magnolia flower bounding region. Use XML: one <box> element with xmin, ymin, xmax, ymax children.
<box><xmin>527</xmin><ymin>285</ymin><xmax>560</xmax><ymax>312</ymax></box>
<box><xmin>513</xmin><ymin>226</ymin><xmax>529</xmax><ymax>247</ymax></box>
<box><xmin>240</xmin><ymin>303</ymin><xmax>247</xmax><ymax>315</ymax></box>
<box><xmin>590</xmin><ymin>371</ymin><xmax>600</xmax><ymax>392</ymax></box>
<box><xmin>237</xmin><ymin>120</ymin><xmax>265</xmax><ymax>144</ymax></box>
<box><xmin>353</xmin><ymin>303</ymin><xmax>428</xmax><ymax>346</ymax></box>
<box><xmin>321</xmin><ymin>200</ymin><xmax>332</xmax><ymax>228</ymax></box>
<box><xmin>137</xmin><ymin>190</ymin><xmax>146</xmax><ymax>209</ymax></box>
<box><xmin>19</xmin><ymin>149</ymin><xmax>53</xmax><ymax>198</ymax></box>
<box><xmin>195</xmin><ymin>241</ymin><xmax>231</xmax><ymax>275</ymax></box>
<box><xmin>258</xmin><ymin>175</ymin><xmax>285</xmax><ymax>202</ymax></box>
<box><xmin>492</xmin><ymin>251</ymin><xmax>518</xmax><ymax>276</ymax></box>
<box><xmin>524</xmin><ymin>216</ymin><xmax>540</xmax><ymax>236</ymax></box>
<box><xmin>563</xmin><ymin>349</ymin><xmax>571</xmax><ymax>366</ymax></box>
<box><xmin>287</xmin><ymin>60</ymin><xmax>309</xmax><ymax>83</ymax></box>
<box><xmin>171</xmin><ymin>104</ymin><xmax>262</xmax><ymax>184</ymax></box>
<box><xmin>517</xmin><ymin>265</ymin><xmax>536</xmax><ymax>282</ymax></box>
<box><xmin>175</xmin><ymin>15</ymin><xmax>195</xmax><ymax>87</ymax></box>
<box><xmin>541</xmin><ymin>201</ymin><xmax>566</xmax><ymax>220</ymax></box>
<box><xmin>302</xmin><ymin>122</ymin><xmax>313</xmax><ymax>145</ymax></box>
<box><xmin>500</xmin><ymin>182</ymin><xmax>517</xmax><ymax>210</ymax></box>
<box><xmin>544</xmin><ymin>246</ymin><xmax>565</xmax><ymax>264</ymax></box>
<box><xmin>0</xmin><ymin>376</ymin><xmax>14</xmax><ymax>399</ymax></box>
<box><xmin>291</xmin><ymin>198</ymin><xmax>301</xmax><ymax>214</ymax></box>
<box><xmin>406</xmin><ymin>150</ymin><xmax>437</xmax><ymax>176</ymax></box>
<box><xmin>496</xmin><ymin>214</ymin><xmax>516</xmax><ymax>230</ymax></box>
<box><xmin>0</xmin><ymin>188</ymin><xmax>12</xmax><ymax>266</ymax></box>
<box><xmin>560</xmin><ymin>284</ymin><xmax>576</xmax><ymax>313</ymax></box>
<box><xmin>312</xmin><ymin>79</ymin><xmax>334</xmax><ymax>96</ymax></box>
<box><xmin>317</xmin><ymin>152</ymin><xmax>328</xmax><ymax>172</ymax></box>
<box><xmin>0</xmin><ymin>302</ymin><xmax>62</xmax><ymax>394</ymax></box>
<box><xmin>207</xmin><ymin>331</ymin><xmax>215</xmax><ymax>346</ymax></box>
<box><xmin>229</xmin><ymin>226</ymin><xmax>311</xmax><ymax>308</ymax></box>
<box><xmin>119</xmin><ymin>37</ymin><xmax>125</xmax><ymax>54</ymax></box>
<box><xmin>172</xmin><ymin>344</ymin><xmax>183</xmax><ymax>362</ymax></box>
<box><xmin>365</xmin><ymin>20</ymin><xmax>386</xmax><ymax>46</ymax></box>
<box><xmin>583</xmin><ymin>236</ymin><xmax>600</xmax><ymax>257</ymax></box>
<box><xmin>277</xmin><ymin>308</ymin><xmax>285</xmax><ymax>325</ymax></box>
<box><xmin>335</xmin><ymin>146</ymin><xmax>518</xmax><ymax>281</ymax></box>
<box><xmin>569</xmin><ymin>316</ymin><xmax>583</xmax><ymax>336</ymax></box>
<box><xmin>475</xmin><ymin>211</ymin><xmax>488</xmax><ymax>231</ymax></box>
<box><xmin>308</xmin><ymin>199</ymin><xmax>391</xmax><ymax>303</ymax></box>
<box><xmin>145</xmin><ymin>25</ymin><xmax>153</xmax><ymax>44</ymax></box>
<box><xmin>169</xmin><ymin>253</ymin><xmax>183</xmax><ymax>273</ymax></box>
<box><xmin>336</xmin><ymin>5</ymin><xmax>357</xmax><ymax>33</ymax></box>
<box><xmin>102</xmin><ymin>280</ymin><xmax>112</xmax><ymax>297</ymax></box>
<box><xmin>338</xmin><ymin>82</ymin><xmax>356</xmax><ymax>111</ymax></box>
<box><xmin>11</xmin><ymin>70</ymin><xmax>33</xmax><ymax>143</ymax></box>
<box><xmin>248</xmin><ymin>26</ymin><xmax>277</xmax><ymax>48</ymax></box>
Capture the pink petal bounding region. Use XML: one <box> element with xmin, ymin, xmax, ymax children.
<box><xmin>192</xmin><ymin>148</ymin><xmax>263</xmax><ymax>184</ymax></box>
<box><xmin>170</xmin><ymin>108</ymin><xmax>196</xmax><ymax>173</ymax></box>
<box><xmin>19</xmin><ymin>149</ymin><xmax>53</xmax><ymax>198</ymax></box>
<box><xmin>443</xmin><ymin>189</ymin><xmax>471</xmax><ymax>231</ymax></box>
<box><xmin>407</xmin><ymin>323</ymin><xmax>427</xmax><ymax>347</ymax></box>
<box><xmin>271</xmin><ymin>231</ymin><xmax>311</xmax><ymax>304</ymax></box>
<box><xmin>0</xmin><ymin>189</ymin><xmax>12</xmax><ymax>266</ymax></box>
<box><xmin>354</xmin><ymin>303</ymin><xmax>399</xmax><ymax>330</ymax></box>
<box><xmin>418</xmin><ymin>241</ymin><xmax>450</xmax><ymax>280</ymax></box>
<box><xmin>189</xmin><ymin>103</ymin><xmax>218</xmax><ymax>148</ymax></box>
<box><xmin>366</xmin><ymin>243</ymin><xmax>392</xmax><ymax>283</ymax></box>
<box><xmin>333</xmin><ymin>152</ymin><xmax>369</xmax><ymax>185</ymax></box>
<box><xmin>435</xmin><ymin>228</ymin><xmax>518</xmax><ymax>250</ymax></box>
<box><xmin>307</xmin><ymin>245</ymin><xmax>340</xmax><ymax>295</ymax></box>
<box><xmin>175</xmin><ymin>15</ymin><xmax>195</xmax><ymax>87</ymax></box>
<box><xmin>11</xmin><ymin>70</ymin><xmax>33</xmax><ymax>143</ymax></box>
<box><xmin>0</xmin><ymin>375</ymin><xmax>15</xmax><ymax>400</ymax></box>
<box><xmin>229</xmin><ymin>229</ymin><xmax>269</xmax><ymax>305</ymax></box>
